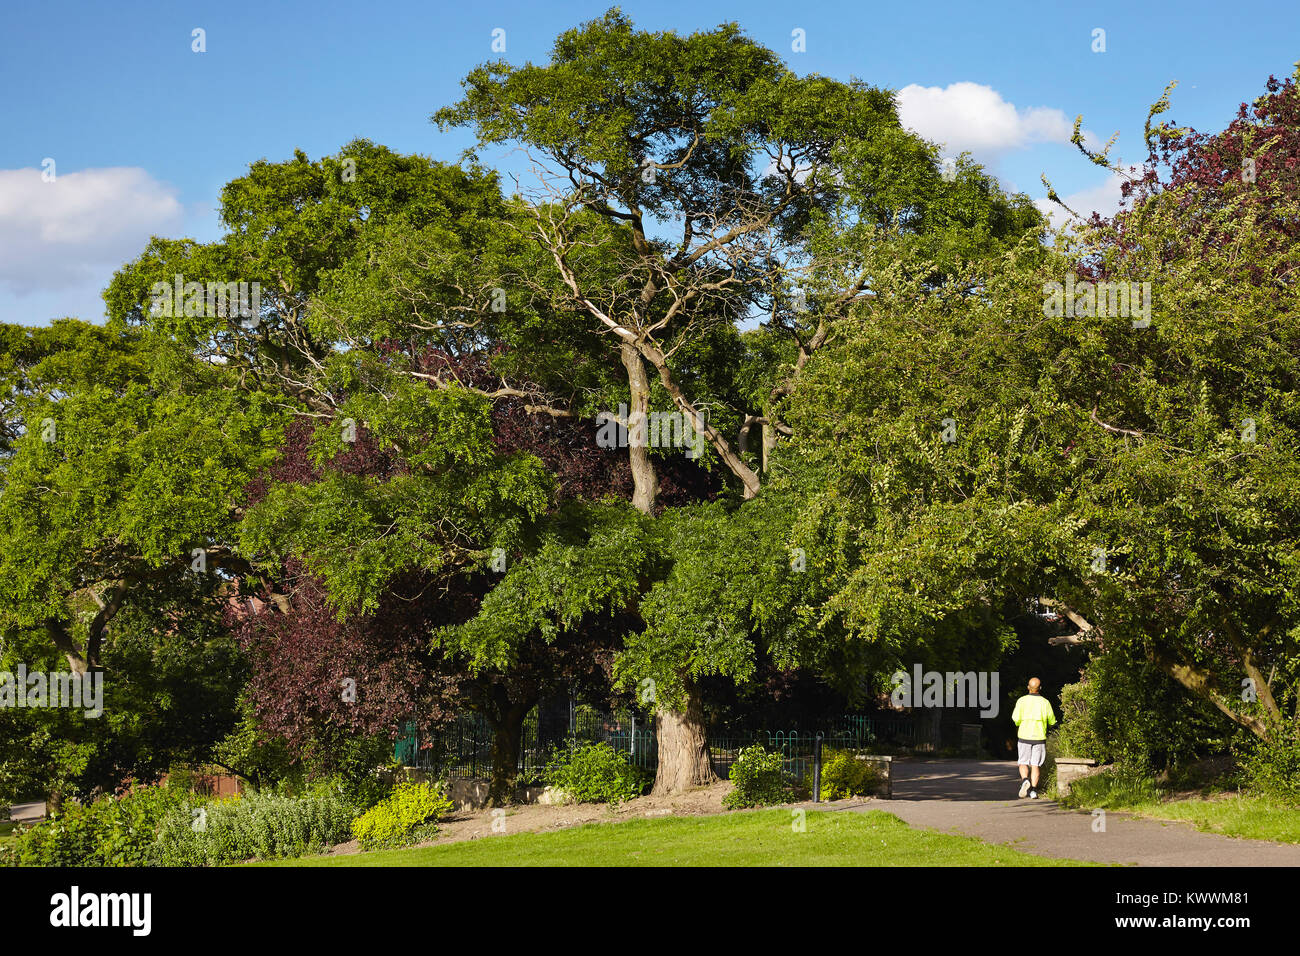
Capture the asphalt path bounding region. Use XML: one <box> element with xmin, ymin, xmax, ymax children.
<box><xmin>809</xmin><ymin>759</ymin><xmax>1300</xmax><ymax>866</ymax></box>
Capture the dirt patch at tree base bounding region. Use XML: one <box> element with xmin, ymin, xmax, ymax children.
<box><xmin>325</xmin><ymin>781</ymin><xmax>735</xmax><ymax>856</ymax></box>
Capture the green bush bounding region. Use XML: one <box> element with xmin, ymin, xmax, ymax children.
<box><xmin>808</xmin><ymin>749</ymin><xmax>881</xmax><ymax>801</ymax></box>
<box><xmin>723</xmin><ymin>744</ymin><xmax>790</xmax><ymax>809</ymax></box>
<box><xmin>350</xmin><ymin>780</ymin><xmax>454</xmax><ymax>850</ymax></box>
<box><xmin>1057</xmin><ymin>649</ymin><xmax>1234</xmax><ymax>773</ymax></box>
<box><xmin>4</xmin><ymin>783</ymin><xmax>193</xmax><ymax>867</ymax></box>
<box><xmin>154</xmin><ymin>788</ymin><xmax>355</xmax><ymax>865</ymax></box>
<box><xmin>543</xmin><ymin>743</ymin><xmax>649</xmax><ymax>805</ymax></box>
<box><xmin>1237</xmin><ymin>726</ymin><xmax>1300</xmax><ymax>805</ymax></box>
<box><xmin>1054</xmin><ymin>681</ymin><xmax>1102</xmax><ymax>760</ymax></box>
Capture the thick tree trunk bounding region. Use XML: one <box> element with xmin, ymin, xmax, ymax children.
<box><xmin>45</xmin><ymin>620</ymin><xmax>90</xmax><ymax>675</ymax></box>
<box><xmin>651</xmin><ymin>684</ymin><xmax>717</xmax><ymax>796</ymax></box>
<box><xmin>486</xmin><ymin>707</ymin><xmax>527</xmax><ymax>806</ymax></box>
<box><xmin>621</xmin><ymin>345</ymin><xmax>716</xmax><ymax>795</ymax></box>
<box><xmin>621</xmin><ymin>342</ymin><xmax>659</xmax><ymax>513</ymax></box>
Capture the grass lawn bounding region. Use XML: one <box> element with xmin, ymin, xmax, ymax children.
<box><xmin>1059</xmin><ymin>771</ymin><xmax>1300</xmax><ymax>844</ymax></box>
<box><xmin>1118</xmin><ymin>796</ymin><xmax>1300</xmax><ymax>844</ymax></box>
<box><xmin>253</xmin><ymin>809</ymin><xmax>1094</xmax><ymax>867</ymax></box>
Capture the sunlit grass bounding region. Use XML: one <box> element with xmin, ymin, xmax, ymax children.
<box><xmin>1061</xmin><ymin>770</ymin><xmax>1300</xmax><ymax>844</ymax></box>
<box><xmin>251</xmin><ymin>809</ymin><xmax>1095</xmax><ymax>867</ymax></box>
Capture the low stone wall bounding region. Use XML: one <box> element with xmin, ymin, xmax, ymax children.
<box><xmin>401</xmin><ymin>770</ymin><xmax>551</xmax><ymax>810</ymax></box>
<box><xmin>1053</xmin><ymin>757</ymin><xmax>1101</xmax><ymax>797</ymax></box>
<box><xmin>855</xmin><ymin>754</ymin><xmax>893</xmax><ymax>799</ymax></box>
<box><xmin>408</xmin><ymin>754</ymin><xmax>894</xmax><ymax>808</ymax></box>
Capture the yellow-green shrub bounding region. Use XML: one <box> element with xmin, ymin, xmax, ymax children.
<box><xmin>809</xmin><ymin>749</ymin><xmax>881</xmax><ymax>800</ymax></box>
<box><xmin>351</xmin><ymin>781</ymin><xmax>454</xmax><ymax>850</ymax></box>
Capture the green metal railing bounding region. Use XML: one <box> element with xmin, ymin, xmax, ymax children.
<box><xmin>396</xmin><ymin>710</ymin><xmax>917</xmax><ymax>781</ymax></box>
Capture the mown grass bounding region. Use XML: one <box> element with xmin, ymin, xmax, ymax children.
<box><xmin>1137</xmin><ymin>797</ymin><xmax>1300</xmax><ymax>843</ymax></box>
<box><xmin>251</xmin><ymin>808</ymin><xmax>1094</xmax><ymax>867</ymax></box>
<box><xmin>1061</xmin><ymin>771</ymin><xmax>1300</xmax><ymax>844</ymax></box>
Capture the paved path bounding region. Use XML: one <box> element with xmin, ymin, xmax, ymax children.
<box><xmin>6</xmin><ymin>802</ymin><xmax>45</xmax><ymax>824</ymax></box>
<box><xmin>815</xmin><ymin>759</ymin><xmax>1300</xmax><ymax>866</ymax></box>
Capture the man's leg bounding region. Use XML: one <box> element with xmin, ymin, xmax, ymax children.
<box><xmin>1028</xmin><ymin>743</ymin><xmax>1045</xmax><ymax>797</ymax></box>
<box><xmin>1017</xmin><ymin>743</ymin><xmax>1032</xmax><ymax>797</ymax></box>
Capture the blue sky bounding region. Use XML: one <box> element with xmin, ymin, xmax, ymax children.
<box><xmin>2</xmin><ymin>0</ymin><xmax>1297</xmax><ymax>326</ymax></box>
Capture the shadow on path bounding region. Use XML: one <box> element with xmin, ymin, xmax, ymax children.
<box><xmin>892</xmin><ymin>758</ymin><xmax>1026</xmax><ymax>801</ymax></box>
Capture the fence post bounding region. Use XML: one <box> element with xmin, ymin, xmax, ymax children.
<box><xmin>812</xmin><ymin>732</ymin><xmax>823</xmax><ymax>803</ymax></box>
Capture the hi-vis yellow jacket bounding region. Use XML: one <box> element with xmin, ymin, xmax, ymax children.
<box><xmin>1011</xmin><ymin>694</ymin><xmax>1056</xmax><ymax>742</ymax></box>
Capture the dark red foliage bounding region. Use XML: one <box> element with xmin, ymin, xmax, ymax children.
<box><xmin>235</xmin><ymin>338</ymin><xmax>724</xmax><ymax>760</ymax></box>
<box><xmin>234</xmin><ymin>560</ymin><xmax>621</xmax><ymax>757</ymax></box>
<box><xmin>1085</xmin><ymin>72</ymin><xmax>1299</xmax><ymax>283</ymax></box>
<box><xmin>231</xmin><ymin>562</ymin><xmax>468</xmax><ymax>749</ymax></box>
<box><xmin>242</xmin><ymin>416</ymin><xmax>398</xmax><ymax>509</ymax></box>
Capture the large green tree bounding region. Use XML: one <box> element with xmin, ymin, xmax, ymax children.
<box><xmin>0</xmin><ymin>321</ymin><xmax>280</xmax><ymax>802</ymax></box>
<box><xmin>782</xmin><ymin>73</ymin><xmax>1300</xmax><ymax>746</ymax></box>
<box><xmin>433</xmin><ymin>9</ymin><xmax>1042</xmax><ymax>791</ymax></box>
<box><xmin>105</xmin><ymin>137</ymin><xmax>640</xmax><ymax>801</ymax></box>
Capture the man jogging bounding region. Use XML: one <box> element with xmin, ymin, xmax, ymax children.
<box><xmin>1011</xmin><ymin>677</ymin><xmax>1056</xmax><ymax>799</ymax></box>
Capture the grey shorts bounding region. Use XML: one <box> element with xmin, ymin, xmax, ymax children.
<box><xmin>1017</xmin><ymin>741</ymin><xmax>1046</xmax><ymax>766</ymax></box>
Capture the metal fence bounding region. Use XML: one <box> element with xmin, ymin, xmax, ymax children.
<box><xmin>397</xmin><ymin>709</ymin><xmax>917</xmax><ymax>781</ymax></box>
<box><xmin>709</xmin><ymin>718</ymin><xmax>918</xmax><ymax>780</ymax></box>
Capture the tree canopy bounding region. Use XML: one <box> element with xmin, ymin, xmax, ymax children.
<box><xmin>5</xmin><ymin>12</ymin><xmax>1296</xmax><ymax>808</ymax></box>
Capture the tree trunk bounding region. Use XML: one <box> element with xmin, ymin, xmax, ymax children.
<box><xmin>621</xmin><ymin>342</ymin><xmax>659</xmax><ymax>513</ymax></box>
<box><xmin>639</xmin><ymin>339</ymin><xmax>761</xmax><ymax>499</ymax></box>
<box><xmin>486</xmin><ymin>705</ymin><xmax>529</xmax><ymax>806</ymax></box>
<box><xmin>651</xmin><ymin>684</ymin><xmax>717</xmax><ymax>796</ymax></box>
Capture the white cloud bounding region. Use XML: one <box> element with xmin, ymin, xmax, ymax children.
<box><xmin>1034</xmin><ymin>171</ymin><xmax>1128</xmax><ymax>233</ymax></box>
<box><xmin>0</xmin><ymin>166</ymin><xmax>183</xmax><ymax>299</ymax></box>
<box><xmin>896</xmin><ymin>82</ymin><xmax>1097</xmax><ymax>158</ymax></box>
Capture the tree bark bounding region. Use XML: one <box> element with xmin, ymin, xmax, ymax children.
<box><xmin>652</xmin><ymin>683</ymin><xmax>717</xmax><ymax>796</ymax></box>
<box><xmin>486</xmin><ymin>704</ymin><xmax>530</xmax><ymax>806</ymax></box>
<box><xmin>621</xmin><ymin>342</ymin><xmax>659</xmax><ymax>513</ymax></box>
<box><xmin>1152</xmin><ymin>651</ymin><xmax>1269</xmax><ymax>738</ymax></box>
<box><xmin>45</xmin><ymin>619</ymin><xmax>89</xmax><ymax>674</ymax></box>
<box><xmin>637</xmin><ymin>338</ymin><xmax>761</xmax><ymax>499</ymax></box>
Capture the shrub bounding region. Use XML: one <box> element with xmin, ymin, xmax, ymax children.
<box><xmin>1237</xmin><ymin>725</ymin><xmax>1300</xmax><ymax>805</ymax></box>
<box><xmin>723</xmin><ymin>744</ymin><xmax>790</xmax><ymax>809</ymax></box>
<box><xmin>154</xmin><ymin>788</ymin><xmax>354</xmax><ymax>865</ymax></box>
<box><xmin>5</xmin><ymin>782</ymin><xmax>193</xmax><ymax>867</ymax></box>
<box><xmin>543</xmin><ymin>743</ymin><xmax>649</xmax><ymax>805</ymax></box>
<box><xmin>1053</xmin><ymin>682</ymin><xmax>1101</xmax><ymax>760</ymax></box>
<box><xmin>351</xmin><ymin>780</ymin><xmax>454</xmax><ymax>850</ymax></box>
<box><xmin>1060</xmin><ymin>649</ymin><xmax>1234</xmax><ymax>773</ymax></box>
<box><xmin>809</xmin><ymin>749</ymin><xmax>881</xmax><ymax>801</ymax></box>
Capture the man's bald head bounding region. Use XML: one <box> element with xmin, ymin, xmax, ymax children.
<box><xmin>1027</xmin><ymin>677</ymin><xmax>1042</xmax><ymax>694</ymax></box>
